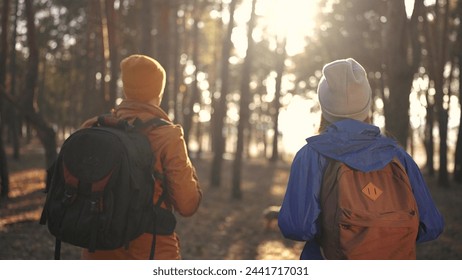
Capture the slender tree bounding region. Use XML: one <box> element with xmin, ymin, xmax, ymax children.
<box><xmin>8</xmin><ymin>0</ymin><xmax>20</xmax><ymax>160</ymax></box>
<box><xmin>424</xmin><ymin>87</ymin><xmax>436</xmax><ymax>176</ymax></box>
<box><xmin>453</xmin><ymin>0</ymin><xmax>462</xmax><ymax>183</ymax></box>
<box><xmin>172</xmin><ymin>0</ymin><xmax>184</xmax><ymax>122</ymax></box>
<box><xmin>454</xmin><ymin>55</ymin><xmax>462</xmax><ymax>183</ymax></box>
<box><xmin>421</xmin><ymin>0</ymin><xmax>452</xmax><ymax>186</ymax></box>
<box><xmin>21</xmin><ymin>0</ymin><xmax>57</xmax><ymax>168</ymax></box>
<box><xmin>97</xmin><ymin>0</ymin><xmax>121</xmax><ymax>111</ymax></box>
<box><xmin>0</xmin><ymin>0</ymin><xmax>11</xmax><ymax>199</ymax></box>
<box><xmin>183</xmin><ymin>0</ymin><xmax>202</xmax><ymax>148</ymax></box>
<box><xmin>384</xmin><ymin>0</ymin><xmax>422</xmax><ymax>148</ymax></box>
<box><xmin>232</xmin><ymin>0</ymin><xmax>257</xmax><ymax>199</ymax></box>
<box><xmin>270</xmin><ymin>38</ymin><xmax>287</xmax><ymax>162</ymax></box>
<box><xmin>98</xmin><ymin>0</ymin><xmax>110</xmax><ymax>108</ymax></box>
<box><xmin>210</xmin><ymin>0</ymin><xmax>238</xmax><ymax>188</ymax></box>
<box><xmin>106</xmin><ymin>0</ymin><xmax>119</xmax><ymax>111</ymax></box>
<box><xmin>158</xmin><ymin>0</ymin><xmax>172</xmax><ymax>114</ymax></box>
<box><xmin>140</xmin><ymin>0</ymin><xmax>153</xmax><ymax>55</ymax></box>
<box><xmin>82</xmin><ymin>1</ymin><xmax>101</xmax><ymax>121</ymax></box>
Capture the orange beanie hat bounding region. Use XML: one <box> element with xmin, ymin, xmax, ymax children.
<box><xmin>120</xmin><ymin>54</ymin><xmax>166</xmax><ymax>105</ymax></box>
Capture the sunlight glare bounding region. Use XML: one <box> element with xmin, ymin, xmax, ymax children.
<box><xmin>232</xmin><ymin>0</ymin><xmax>318</xmax><ymax>57</ymax></box>
<box><xmin>405</xmin><ymin>0</ymin><xmax>415</xmax><ymax>18</ymax></box>
<box><xmin>258</xmin><ymin>0</ymin><xmax>318</xmax><ymax>55</ymax></box>
<box><xmin>279</xmin><ymin>96</ymin><xmax>320</xmax><ymax>157</ymax></box>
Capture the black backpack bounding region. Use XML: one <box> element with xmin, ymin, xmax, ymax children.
<box><xmin>40</xmin><ymin>115</ymin><xmax>176</xmax><ymax>260</ymax></box>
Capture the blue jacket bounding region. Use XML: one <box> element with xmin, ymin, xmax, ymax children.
<box><xmin>278</xmin><ymin>119</ymin><xmax>445</xmax><ymax>259</ymax></box>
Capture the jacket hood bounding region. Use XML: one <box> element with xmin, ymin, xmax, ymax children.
<box><xmin>307</xmin><ymin>119</ymin><xmax>401</xmax><ymax>171</ymax></box>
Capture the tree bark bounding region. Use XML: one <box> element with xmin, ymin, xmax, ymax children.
<box><xmin>8</xmin><ymin>0</ymin><xmax>20</xmax><ymax>160</ymax></box>
<box><xmin>454</xmin><ymin>1</ymin><xmax>462</xmax><ymax>183</ymax></box>
<box><xmin>210</xmin><ymin>0</ymin><xmax>237</xmax><ymax>188</ymax></box>
<box><xmin>158</xmin><ymin>0</ymin><xmax>171</xmax><ymax>114</ymax></box>
<box><xmin>183</xmin><ymin>2</ymin><xmax>201</xmax><ymax>150</ymax></box>
<box><xmin>98</xmin><ymin>0</ymin><xmax>111</xmax><ymax>110</ymax></box>
<box><xmin>0</xmin><ymin>0</ymin><xmax>11</xmax><ymax>198</ymax></box>
<box><xmin>424</xmin><ymin>100</ymin><xmax>435</xmax><ymax>176</ymax></box>
<box><xmin>140</xmin><ymin>0</ymin><xmax>153</xmax><ymax>55</ymax></box>
<box><xmin>232</xmin><ymin>0</ymin><xmax>257</xmax><ymax>200</ymax></box>
<box><xmin>106</xmin><ymin>0</ymin><xmax>119</xmax><ymax>111</ymax></box>
<box><xmin>454</xmin><ymin>58</ymin><xmax>462</xmax><ymax>182</ymax></box>
<box><xmin>270</xmin><ymin>38</ymin><xmax>287</xmax><ymax>162</ymax></box>
<box><xmin>172</xmin><ymin>0</ymin><xmax>183</xmax><ymax>123</ymax></box>
<box><xmin>384</xmin><ymin>0</ymin><xmax>421</xmax><ymax>149</ymax></box>
<box><xmin>22</xmin><ymin>0</ymin><xmax>57</xmax><ymax>168</ymax></box>
<box><xmin>0</xmin><ymin>134</ymin><xmax>8</xmax><ymax>198</ymax></box>
<box><xmin>421</xmin><ymin>0</ymin><xmax>451</xmax><ymax>186</ymax></box>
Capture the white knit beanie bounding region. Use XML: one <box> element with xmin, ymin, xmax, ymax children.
<box><xmin>317</xmin><ymin>58</ymin><xmax>372</xmax><ymax>123</ymax></box>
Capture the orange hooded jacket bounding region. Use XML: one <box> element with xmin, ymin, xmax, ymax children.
<box><xmin>80</xmin><ymin>100</ymin><xmax>202</xmax><ymax>260</ymax></box>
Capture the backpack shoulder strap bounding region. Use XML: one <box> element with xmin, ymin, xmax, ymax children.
<box><xmin>320</xmin><ymin>158</ymin><xmax>346</xmax><ymax>203</ymax></box>
<box><xmin>95</xmin><ymin>114</ymin><xmax>133</xmax><ymax>130</ymax></box>
<box><xmin>132</xmin><ymin>117</ymin><xmax>172</xmax><ymax>206</ymax></box>
<box><xmin>133</xmin><ymin>117</ymin><xmax>171</xmax><ymax>131</ymax></box>
<box><xmin>389</xmin><ymin>157</ymin><xmax>407</xmax><ymax>174</ymax></box>
<box><xmin>93</xmin><ymin>114</ymin><xmax>171</xmax><ymax>132</ymax></box>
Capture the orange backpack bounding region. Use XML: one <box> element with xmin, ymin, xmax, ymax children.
<box><xmin>320</xmin><ymin>158</ymin><xmax>419</xmax><ymax>259</ymax></box>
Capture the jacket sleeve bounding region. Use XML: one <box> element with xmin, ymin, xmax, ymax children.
<box><xmin>397</xmin><ymin>152</ymin><xmax>444</xmax><ymax>243</ymax></box>
<box><xmin>153</xmin><ymin>125</ymin><xmax>202</xmax><ymax>217</ymax></box>
<box><xmin>278</xmin><ymin>145</ymin><xmax>327</xmax><ymax>241</ymax></box>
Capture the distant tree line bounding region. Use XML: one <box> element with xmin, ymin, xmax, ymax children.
<box><xmin>0</xmin><ymin>0</ymin><xmax>461</xmax><ymax>200</ymax></box>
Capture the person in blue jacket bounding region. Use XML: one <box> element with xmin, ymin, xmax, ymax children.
<box><xmin>278</xmin><ymin>58</ymin><xmax>444</xmax><ymax>259</ymax></box>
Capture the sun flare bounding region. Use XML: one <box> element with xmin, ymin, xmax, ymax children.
<box><xmin>258</xmin><ymin>0</ymin><xmax>318</xmax><ymax>55</ymax></box>
<box><xmin>232</xmin><ymin>0</ymin><xmax>319</xmax><ymax>57</ymax></box>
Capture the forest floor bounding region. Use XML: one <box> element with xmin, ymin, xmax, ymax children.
<box><xmin>1</xmin><ymin>139</ymin><xmax>461</xmax><ymax>260</ymax></box>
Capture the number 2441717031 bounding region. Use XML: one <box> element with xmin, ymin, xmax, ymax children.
<box><xmin>245</xmin><ymin>266</ymin><xmax>309</xmax><ymax>276</ymax></box>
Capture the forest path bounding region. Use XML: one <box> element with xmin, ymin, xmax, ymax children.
<box><xmin>1</xmin><ymin>141</ymin><xmax>460</xmax><ymax>260</ymax></box>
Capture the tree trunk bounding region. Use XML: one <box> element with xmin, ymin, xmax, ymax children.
<box><xmin>22</xmin><ymin>0</ymin><xmax>57</xmax><ymax>168</ymax></box>
<box><xmin>8</xmin><ymin>0</ymin><xmax>20</xmax><ymax>160</ymax></box>
<box><xmin>270</xmin><ymin>38</ymin><xmax>286</xmax><ymax>162</ymax></box>
<box><xmin>435</xmin><ymin>0</ymin><xmax>450</xmax><ymax>187</ymax></box>
<box><xmin>158</xmin><ymin>0</ymin><xmax>171</xmax><ymax>114</ymax></box>
<box><xmin>208</xmin><ymin>1</ymin><xmax>223</xmax><ymax>154</ymax></box>
<box><xmin>421</xmin><ymin>0</ymin><xmax>451</xmax><ymax>187</ymax></box>
<box><xmin>172</xmin><ymin>0</ymin><xmax>183</xmax><ymax>123</ymax></box>
<box><xmin>140</xmin><ymin>0</ymin><xmax>153</xmax><ymax>55</ymax></box>
<box><xmin>0</xmin><ymin>0</ymin><xmax>11</xmax><ymax>199</ymax></box>
<box><xmin>232</xmin><ymin>0</ymin><xmax>257</xmax><ymax>200</ymax></box>
<box><xmin>424</xmin><ymin>101</ymin><xmax>435</xmax><ymax>176</ymax></box>
<box><xmin>0</xmin><ymin>133</ymin><xmax>8</xmax><ymax>198</ymax></box>
<box><xmin>210</xmin><ymin>0</ymin><xmax>237</xmax><ymax>188</ymax></box>
<box><xmin>106</xmin><ymin>0</ymin><xmax>119</xmax><ymax>110</ymax></box>
<box><xmin>384</xmin><ymin>0</ymin><xmax>421</xmax><ymax>148</ymax></box>
<box><xmin>183</xmin><ymin>5</ymin><xmax>201</xmax><ymax>150</ymax></box>
<box><xmin>454</xmin><ymin>2</ymin><xmax>462</xmax><ymax>183</ymax></box>
<box><xmin>98</xmin><ymin>0</ymin><xmax>111</xmax><ymax>111</ymax></box>
<box><xmin>82</xmin><ymin>2</ymin><xmax>100</xmax><ymax>121</ymax></box>
<box><xmin>0</xmin><ymin>0</ymin><xmax>9</xmax><ymax>87</ymax></box>
<box><xmin>454</xmin><ymin>61</ymin><xmax>462</xmax><ymax>182</ymax></box>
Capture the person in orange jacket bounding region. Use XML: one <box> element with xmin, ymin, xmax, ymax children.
<box><xmin>80</xmin><ymin>54</ymin><xmax>202</xmax><ymax>260</ymax></box>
